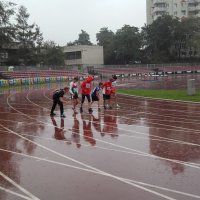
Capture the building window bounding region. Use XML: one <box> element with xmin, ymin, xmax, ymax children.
<box><xmin>65</xmin><ymin>51</ymin><xmax>81</xmax><ymax>60</ymax></box>
<box><xmin>0</xmin><ymin>52</ymin><xmax>8</xmax><ymax>59</ymax></box>
<box><xmin>181</xmin><ymin>10</ymin><xmax>186</xmax><ymax>15</ymax></box>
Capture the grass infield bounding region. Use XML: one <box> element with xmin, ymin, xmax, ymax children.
<box><xmin>118</xmin><ymin>89</ymin><xmax>200</xmax><ymax>102</ymax></box>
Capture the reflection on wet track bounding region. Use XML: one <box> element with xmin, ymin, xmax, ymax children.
<box><xmin>0</xmin><ymin>81</ymin><xmax>200</xmax><ymax>200</ymax></box>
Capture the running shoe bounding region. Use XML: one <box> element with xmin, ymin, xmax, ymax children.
<box><xmin>50</xmin><ymin>113</ymin><xmax>56</xmax><ymax>117</ymax></box>
<box><xmin>88</xmin><ymin>108</ymin><xmax>93</xmax><ymax>113</ymax></box>
<box><xmin>60</xmin><ymin>114</ymin><xmax>66</xmax><ymax>118</ymax></box>
<box><xmin>80</xmin><ymin>107</ymin><xmax>83</xmax><ymax>113</ymax></box>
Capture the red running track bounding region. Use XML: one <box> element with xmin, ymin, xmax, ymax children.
<box><xmin>0</xmin><ymin>80</ymin><xmax>200</xmax><ymax>200</ymax></box>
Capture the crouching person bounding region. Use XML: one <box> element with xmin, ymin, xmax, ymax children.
<box><xmin>80</xmin><ymin>76</ymin><xmax>94</xmax><ymax>113</ymax></box>
<box><xmin>50</xmin><ymin>87</ymin><xmax>69</xmax><ymax>118</ymax></box>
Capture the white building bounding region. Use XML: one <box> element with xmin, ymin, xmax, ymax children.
<box><xmin>63</xmin><ymin>45</ymin><xmax>104</xmax><ymax>72</ymax></box>
<box><xmin>147</xmin><ymin>0</ymin><xmax>200</xmax><ymax>25</ymax></box>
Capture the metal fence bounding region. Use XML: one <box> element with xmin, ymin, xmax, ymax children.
<box><xmin>1</xmin><ymin>63</ymin><xmax>200</xmax><ymax>73</ymax></box>
<box><xmin>99</xmin><ymin>63</ymin><xmax>200</xmax><ymax>69</ymax></box>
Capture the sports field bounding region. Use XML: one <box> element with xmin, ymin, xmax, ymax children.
<box><xmin>0</xmin><ymin>75</ymin><xmax>200</xmax><ymax>200</ymax></box>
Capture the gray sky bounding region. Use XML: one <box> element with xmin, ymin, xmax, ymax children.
<box><xmin>11</xmin><ymin>0</ymin><xmax>146</xmax><ymax>46</ymax></box>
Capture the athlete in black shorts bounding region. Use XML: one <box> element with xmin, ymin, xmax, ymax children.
<box><xmin>50</xmin><ymin>87</ymin><xmax>69</xmax><ymax>118</ymax></box>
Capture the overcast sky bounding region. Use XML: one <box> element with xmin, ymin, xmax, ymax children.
<box><xmin>11</xmin><ymin>0</ymin><xmax>146</xmax><ymax>46</ymax></box>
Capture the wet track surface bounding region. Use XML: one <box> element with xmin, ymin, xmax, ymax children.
<box><xmin>0</xmin><ymin>77</ymin><xmax>200</xmax><ymax>200</ymax></box>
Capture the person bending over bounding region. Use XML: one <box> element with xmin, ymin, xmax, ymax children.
<box><xmin>69</xmin><ymin>76</ymin><xmax>79</xmax><ymax>112</ymax></box>
<box><xmin>102</xmin><ymin>78</ymin><xmax>114</xmax><ymax>110</ymax></box>
<box><xmin>80</xmin><ymin>75</ymin><xmax>94</xmax><ymax>113</ymax></box>
<box><xmin>91</xmin><ymin>82</ymin><xmax>103</xmax><ymax>111</ymax></box>
<box><xmin>50</xmin><ymin>87</ymin><xmax>69</xmax><ymax>118</ymax></box>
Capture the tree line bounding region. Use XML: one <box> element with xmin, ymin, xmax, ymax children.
<box><xmin>95</xmin><ymin>16</ymin><xmax>200</xmax><ymax>64</ymax></box>
<box><xmin>0</xmin><ymin>1</ymin><xmax>64</xmax><ymax>66</ymax></box>
<box><xmin>1</xmin><ymin>1</ymin><xmax>200</xmax><ymax>66</ymax></box>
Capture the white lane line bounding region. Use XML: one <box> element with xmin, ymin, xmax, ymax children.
<box><xmin>0</xmin><ymin>186</ymin><xmax>32</xmax><ymax>200</ymax></box>
<box><xmin>0</xmin><ymin>120</ymin><xmax>200</xmax><ymax>170</ymax></box>
<box><xmin>27</xmin><ymin>92</ymin><xmax>49</xmax><ymax>111</ymax></box>
<box><xmin>5</xmin><ymin>87</ymin><xmax>200</xmax><ymax>115</ymax></box>
<box><xmin>43</xmin><ymin>87</ymin><xmax>56</xmax><ymax>101</ymax></box>
<box><xmin>6</xmin><ymin>94</ymin><xmax>165</xmax><ymax>154</ymax></box>
<box><xmin>103</xmin><ymin>112</ymin><xmax>200</xmax><ymax>134</ymax></box>
<box><xmin>0</xmin><ymin>119</ymin><xmax>40</xmax><ymax>126</ymax></box>
<box><xmin>48</xmin><ymin>87</ymin><xmax>200</xmax><ymax>117</ymax></box>
<box><xmin>0</xmin><ymin>125</ymin><xmax>178</xmax><ymax>200</ymax></box>
<box><xmin>5</xmin><ymin>94</ymin><xmax>200</xmax><ymax>170</ymax></box>
<box><xmin>31</xmin><ymin>91</ymin><xmax>200</xmax><ymax>134</ymax></box>
<box><xmin>116</xmin><ymin>93</ymin><xmax>200</xmax><ymax>110</ymax></box>
<box><xmin>0</xmin><ymin>111</ymin><xmax>50</xmax><ymax>119</ymax></box>
<box><xmin>117</xmin><ymin>93</ymin><xmax>200</xmax><ymax>105</ymax></box>
<box><xmin>11</xmin><ymin>100</ymin><xmax>200</xmax><ymax>128</ymax></box>
<box><xmin>25</xmin><ymin>92</ymin><xmax>200</xmax><ymax>141</ymax></box>
<box><xmin>2</xmin><ymin>103</ymin><xmax>200</xmax><ymax>128</ymax></box>
<box><xmin>3</xmin><ymin>113</ymin><xmax>200</xmax><ymax>153</ymax></box>
<box><xmin>2</xmin><ymin>105</ymin><xmax>199</xmax><ymax>146</ymax></box>
<box><xmin>4</xmin><ymin>99</ymin><xmax>200</xmax><ymax>123</ymax></box>
<box><xmin>1</xmin><ymin>148</ymin><xmax>200</xmax><ymax>199</ymax></box>
<box><xmin>4</xmin><ymin>103</ymin><xmax>200</xmax><ymax>134</ymax></box>
<box><xmin>99</xmin><ymin>104</ymin><xmax>200</xmax><ymax>124</ymax></box>
<box><xmin>2</xmin><ymin>112</ymin><xmax>200</xmax><ymax>151</ymax></box>
<box><xmin>14</xmin><ymin>88</ymin><xmax>200</xmax><ymax>132</ymax></box>
<box><xmin>0</xmin><ymin>103</ymin><xmax>36</xmax><ymax>106</ymax></box>
<box><xmin>1</xmin><ymin>123</ymin><xmax>200</xmax><ymax>171</ymax></box>
<box><xmin>0</xmin><ymin>171</ymin><xmax>40</xmax><ymax>200</ymax></box>
<box><xmin>117</xmin><ymin>99</ymin><xmax>200</xmax><ymax>116</ymax></box>
<box><xmin>125</xmin><ymin>112</ymin><xmax>200</xmax><ymax>124</ymax></box>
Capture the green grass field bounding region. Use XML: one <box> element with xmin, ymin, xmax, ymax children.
<box><xmin>118</xmin><ymin>89</ymin><xmax>200</xmax><ymax>102</ymax></box>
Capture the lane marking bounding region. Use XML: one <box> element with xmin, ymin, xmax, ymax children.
<box><xmin>2</xmin><ymin>114</ymin><xmax>200</xmax><ymax>152</ymax></box>
<box><xmin>1</xmin><ymin>148</ymin><xmax>200</xmax><ymax>199</ymax></box>
<box><xmin>1</xmin><ymin>124</ymin><xmax>200</xmax><ymax>170</ymax></box>
<box><xmin>0</xmin><ymin>125</ymin><xmax>179</xmax><ymax>200</ymax></box>
<box><xmin>27</xmin><ymin>90</ymin><xmax>200</xmax><ymax>138</ymax></box>
<box><xmin>118</xmin><ymin>93</ymin><xmax>200</xmax><ymax>105</ymax></box>
<box><xmin>0</xmin><ymin>171</ymin><xmax>40</xmax><ymax>200</ymax></box>
<box><xmin>0</xmin><ymin>186</ymin><xmax>32</xmax><ymax>200</ymax></box>
<box><xmin>4</xmin><ymin>93</ymin><xmax>200</xmax><ymax>170</ymax></box>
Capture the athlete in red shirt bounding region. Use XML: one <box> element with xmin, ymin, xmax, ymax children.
<box><xmin>80</xmin><ymin>75</ymin><xmax>94</xmax><ymax>113</ymax></box>
<box><xmin>111</xmin><ymin>75</ymin><xmax>120</xmax><ymax>108</ymax></box>
<box><xmin>102</xmin><ymin>78</ymin><xmax>114</xmax><ymax>109</ymax></box>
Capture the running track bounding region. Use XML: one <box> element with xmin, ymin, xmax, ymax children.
<box><xmin>0</xmin><ymin>81</ymin><xmax>200</xmax><ymax>200</ymax></box>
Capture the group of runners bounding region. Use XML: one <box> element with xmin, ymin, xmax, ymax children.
<box><xmin>50</xmin><ymin>75</ymin><xmax>119</xmax><ymax>118</ymax></box>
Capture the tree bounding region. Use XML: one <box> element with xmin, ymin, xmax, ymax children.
<box><xmin>0</xmin><ymin>1</ymin><xmax>16</xmax><ymax>54</ymax></box>
<box><xmin>141</xmin><ymin>15</ymin><xmax>179</xmax><ymax>63</ymax></box>
<box><xmin>67</xmin><ymin>41</ymin><xmax>75</xmax><ymax>46</ymax></box>
<box><xmin>33</xmin><ymin>25</ymin><xmax>44</xmax><ymax>64</ymax></box>
<box><xmin>15</xmin><ymin>5</ymin><xmax>43</xmax><ymax>65</ymax></box>
<box><xmin>113</xmin><ymin>25</ymin><xmax>141</xmax><ymax>64</ymax></box>
<box><xmin>173</xmin><ymin>17</ymin><xmax>200</xmax><ymax>61</ymax></box>
<box><xmin>141</xmin><ymin>15</ymin><xmax>200</xmax><ymax>63</ymax></box>
<box><xmin>76</xmin><ymin>30</ymin><xmax>92</xmax><ymax>45</ymax></box>
<box><xmin>68</xmin><ymin>30</ymin><xmax>92</xmax><ymax>46</ymax></box>
<box><xmin>41</xmin><ymin>41</ymin><xmax>64</xmax><ymax>67</ymax></box>
<box><xmin>96</xmin><ymin>27</ymin><xmax>115</xmax><ymax>64</ymax></box>
<box><xmin>192</xmin><ymin>32</ymin><xmax>200</xmax><ymax>58</ymax></box>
